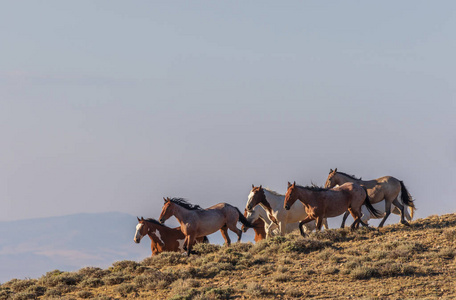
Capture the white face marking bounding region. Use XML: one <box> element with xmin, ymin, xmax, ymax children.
<box><xmin>134</xmin><ymin>224</ymin><xmax>144</xmax><ymax>242</ymax></box>
<box><xmin>177</xmin><ymin>239</ymin><xmax>185</xmax><ymax>252</ymax></box>
<box><xmin>153</xmin><ymin>229</ymin><xmax>165</xmax><ymax>245</ymax></box>
<box><xmin>247</xmin><ymin>191</ymin><xmax>255</xmax><ymax>207</ymax></box>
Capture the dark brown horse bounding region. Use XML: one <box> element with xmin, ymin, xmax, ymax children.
<box><xmin>284</xmin><ymin>182</ymin><xmax>380</xmax><ymax>236</ymax></box>
<box><xmin>159</xmin><ymin>197</ymin><xmax>253</xmax><ymax>255</ymax></box>
<box><xmin>134</xmin><ymin>217</ymin><xmax>208</xmax><ymax>256</ymax></box>
<box><xmin>324</xmin><ymin>168</ymin><xmax>415</xmax><ymax>227</ymax></box>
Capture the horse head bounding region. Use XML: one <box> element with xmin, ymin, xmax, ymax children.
<box><xmin>242</xmin><ymin>208</ymin><xmax>261</xmax><ymax>232</ymax></box>
<box><xmin>159</xmin><ymin>197</ymin><xmax>173</xmax><ymax>224</ymax></box>
<box><xmin>247</xmin><ymin>185</ymin><xmax>265</xmax><ymax>211</ymax></box>
<box><xmin>284</xmin><ymin>181</ymin><xmax>297</xmax><ymax>210</ymax></box>
<box><xmin>324</xmin><ymin>168</ymin><xmax>338</xmax><ymax>188</ymax></box>
<box><xmin>134</xmin><ymin>217</ymin><xmax>147</xmax><ymax>243</ymax></box>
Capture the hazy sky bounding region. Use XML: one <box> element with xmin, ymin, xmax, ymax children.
<box><xmin>1</xmin><ymin>2</ymin><xmax>455</xmax><ymax>224</ymax></box>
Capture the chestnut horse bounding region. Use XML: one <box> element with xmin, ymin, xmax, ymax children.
<box><xmin>242</xmin><ymin>209</ymin><xmax>267</xmax><ymax>242</ymax></box>
<box><xmin>134</xmin><ymin>217</ymin><xmax>208</xmax><ymax>256</ymax></box>
<box><xmin>324</xmin><ymin>168</ymin><xmax>415</xmax><ymax>227</ymax></box>
<box><xmin>159</xmin><ymin>197</ymin><xmax>253</xmax><ymax>255</ymax></box>
<box><xmin>284</xmin><ymin>182</ymin><xmax>380</xmax><ymax>236</ymax></box>
<box><xmin>246</xmin><ymin>185</ymin><xmax>328</xmax><ymax>237</ymax></box>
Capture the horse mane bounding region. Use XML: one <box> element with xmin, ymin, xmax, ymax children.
<box><xmin>296</xmin><ymin>184</ymin><xmax>329</xmax><ymax>192</ymax></box>
<box><xmin>143</xmin><ymin>218</ymin><xmax>170</xmax><ymax>228</ymax></box>
<box><xmin>336</xmin><ymin>171</ymin><xmax>362</xmax><ymax>180</ymax></box>
<box><xmin>263</xmin><ymin>188</ymin><xmax>283</xmax><ymax>197</ymax></box>
<box><xmin>169</xmin><ymin>198</ymin><xmax>203</xmax><ymax>211</ymax></box>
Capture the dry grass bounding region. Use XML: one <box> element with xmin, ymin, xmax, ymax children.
<box><xmin>1</xmin><ymin>213</ymin><xmax>456</xmax><ymax>299</ymax></box>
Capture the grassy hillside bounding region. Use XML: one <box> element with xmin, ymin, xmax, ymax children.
<box><xmin>1</xmin><ymin>213</ymin><xmax>455</xmax><ymax>300</ymax></box>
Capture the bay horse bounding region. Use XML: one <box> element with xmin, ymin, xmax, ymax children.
<box><xmin>134</xmin><ymin>217</ymin><xmax>208</xmax><ymax>256</ymax></box>
<box><xmin>246</xmin><ymin>185</ymin><xmax>328</xmax><ymax>237</ymax></box>
<box><xmin>242</xmin><ymin>209</ymin><xmax>267</xmax><ymax>242</ymax></box>
<box><xmin>324</xmin><ymin>168</ymin><xmax>415</xmax><ymax>227</ymax></box>
<box><xmin>159</xmin><ymin>197</ymin><xmax>253</xmax><ymax>255</ymax></box>
<box><xmin>284</xmin><ymin>182</ymin><xmax>381</xmax><ymax>236</ymax></box>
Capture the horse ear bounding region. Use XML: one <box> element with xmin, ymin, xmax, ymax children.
<box><xmin>137</xmin><ymin>217</ymin><xmax>140</xmax><ymax>221</ymax></box>
<box><xmin>329</xmin><ymin>168</ymin><xmax>333</xmax><ymax>173</ymax></box>
<box><xmin>293</xmin><ymin>181</ymin><xmax>296</xmax><ymax>187</ymax></box>
<box><xmin>252</xmin><ymin>184</ymin><xmax>254</xmax><ymax>188</ymax></box>
<box><xmin>259</xmin><ymin>185</ymin><xmax>262</xmax><ymax>190</ymax></box>
<box><xmin>334</xmin><ymin>168</ymin><xmax>337</xmax><ymax>172</ymax></box>
<box><xmin>163</xmin><ymin>197</ymin><xmax>167</xmax><ymax>203</ymax></box>
<box><xmin>140</xmin><ymin>217</ymin><xmax>144</xmax><ymax>221</ymax></box>
<box><xmin>288</xmin><ymin>181</ymin><xmax>291</xmax><ymax>188</ymax></box>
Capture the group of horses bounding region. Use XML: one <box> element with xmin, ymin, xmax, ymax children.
<box><xmin>134</xmin><ymin>169</ymin><xmax>415</xmax><ymax>256</ymax></box>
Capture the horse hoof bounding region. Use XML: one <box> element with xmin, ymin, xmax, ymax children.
<box><xmin>401</xmin><ymin>220</ymin><xmax>410</xmax><ymax>226</ymax></box>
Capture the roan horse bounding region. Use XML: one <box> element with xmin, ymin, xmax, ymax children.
<box><xmin>159</xmin><ymin>197</ymin><xmax>253</xmax><ymax>255</ymax></box>
<box><xmin>360</xmin><ymin>200</ymin><xmax>413</xmax><ymax>225</ymax></box>
<box><xmin>134</xmin><ymin>217</ymin><xmax>208</xmax><ymax>256</ymax></box>
<box><xmin>246</xmin><ymin>185</ymin><xmax>328</xmax><ymax>237</ymax></box>
<box><xmin>284</xmin><ymin>182</ymin><xmax>381</xmax><ymax>236</ymax></box>
<box><xmin>324</xmin><ymin>168</ymin><xmax>415</xmax><ymax>228</ymax></box>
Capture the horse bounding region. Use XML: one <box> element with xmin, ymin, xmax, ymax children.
<box><xmin>246</xmin><ymin>185</ymin><xmax>328</xmax><ymax>237</ymax></box>
<box><xmin>134</xmin><ymin>217</ymin><xmax>208</xmax><ymax>256</ymax></box>
<box><xmin>324</xmin><ymin>168</ymin><xmax>415</xmax><ymax>228</ymax></box>
<box><xmin>242</xmin><ymin>204</ymin><xmax>300</xmax><ymax>238</ymax></box>
<box><xmin>284</xmin><ymin>182</ymin><xmax>381</xmax><ymax>236</ymax></box>
<box><xmin>242</xmin><ymin>209</ymin><xmax>267</xmax><ymax>242</ymax></box>
<box><xmin>159</xmin><ymin>197</ymin><xmax>253</xmax><ymax>255</ymax></box>
<box><xmin>360</xmin><ymin>200</ymin><xmax>413</xmax><ymax>225</ymax></box>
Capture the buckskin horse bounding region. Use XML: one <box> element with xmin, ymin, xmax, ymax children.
<box><xmin>324</xmin><ymin>168</ymin><xmax>415</xmax><ymax>227</ymax></box>
<box><xmin>134</xmin><ymin>217</ymin><xmax>208</xmax><ymax>256</ymax></box>
<box><xmin>284</xmin><ymin>182</ymin><xmax>380</xmax><ymax>236</ymax></box>
<box><xmin>159</xmin><ymin>197</ymin><xmax>253</xmax><ymax>255</ymax></box>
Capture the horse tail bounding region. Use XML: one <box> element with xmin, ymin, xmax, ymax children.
<box><xmin>236</xmin><ymin>207</ymin><xmax>254</xmax><ymax>228</ymax></box>
<box><xmin>400</xmin><ymin>181</ymin><xmax>415</xmax><ymax>209</ymax></box>
<box><xmin>410</xmin><ymin>205</ymin><xmax>415</xmax><ymax>220</ymax></box>
<box><xmin>202</xmin><ymin>236</ymin><xmax>209</xmax><ymax>244</ymax></box>
<box><xmin>362</xmin><ymin>187</ymin><xmax>382</xmax><ymax>218</ymax></box>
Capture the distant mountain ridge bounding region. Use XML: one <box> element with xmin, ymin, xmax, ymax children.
<box><xmin>0</xmin><ymin>212</ymin><xmax>150</xmax><ymax>283</ymax></box>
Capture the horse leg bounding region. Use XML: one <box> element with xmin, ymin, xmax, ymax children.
<box><xmin>378</xmin><ymin>200</ymin><xmax>392</xmax><ymax>228</ymax></box>
<box><xmin>266</xmin><ymin>222</ymin><xmax>277</xmax><ymax>238</ymax></box>
<box><xmin>226</xmin><ymin>221</ymin><xmax>243</xmax><ymax>242</ymax></box>
<box><xmin>322</xmin><ymin>218</ymin><xmax>329</xmax><ymax>230</ymax></box>
<box><xmin>298</xmin><ymin>216</ymin><xmax>315</xmax><ymax>237</ymax></box>
<box><xmin>186</xmin><ymin>235</ymin><xmax>196</xmax><ymax>256</ymax></box>
<box><xmin>316</xmin><ymin>217</ymin><xmax>323</xmax><ymax>231</ymax></box>
<box><xmin>350</xmin><ymin>219</ymin><xmax>358</xmax><ymax>230</ymax></box>
<box><xmin>348</xmin><ymin>208</ymin><xmax>365</xmax><ymax>230</ymax></box>
<box><xmin>279</xmin><ymin>222</ymin><xmax>287</xmax><ymax>236</ymax></box>
<box><xmin>393</xmin><ymin>198</ymin><xmax>410</xmax><ymax>226</ymax></box>
<box><xmin>182</xmin><ymin>236</ymin><xmax>188</xmax><ymax>251</ymax></box>
<box><xmin>340</xmin><ymin>211</ymin><xmax>350</xmax><ymax>228</ymax></box>
<box><xmin>220</xmin><ymin>225</ymin><xmax>231</xmax><ymax>246</ymax></box>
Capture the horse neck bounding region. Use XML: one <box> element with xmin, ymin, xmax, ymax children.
<box><xmin>336</xmin><ymin>173</ymin><xmax>363</xmax><ymax>185</ymax></box>
<box><xmin>295</xmin><ymin>187</ymin><xmax>313</xmax><ymax>205</ymax></box>
<box><xmin>255</xmin><ymin>205</ymin><xmax>272</xmax><ymax>225</ymax></box>
<box><xmin>263</xmin><ymin>190</ymin><xmax>284</xmax><ymax>211</ymax></box>
<box><xmin>170</xmin><ymin>203</ymin><xmax>193</xmax><ymax>225</ymax></box>
<box><xmin>144</xmin><ymin>222</ymin><xmax>163</xmax><ymax>239</ymax></box>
